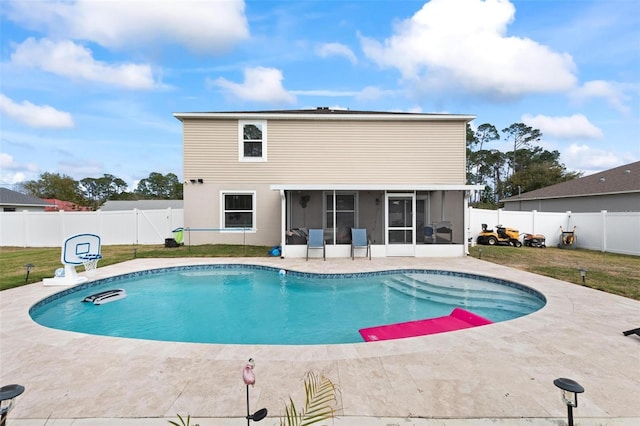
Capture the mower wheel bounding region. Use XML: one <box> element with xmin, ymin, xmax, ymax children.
<box><xmin>513</xmin><ymin>240</ymin><xmax>523</xmax><ymax>248</ymax></box>
<box><xmin>487</xmin><ymin>236</ymin><xmax>497</xmax><ymax>245</ymax></box>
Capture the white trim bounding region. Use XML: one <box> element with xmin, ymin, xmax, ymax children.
<box><xmin>219</xmin><ymin>190</ymin><xmax>257</xmax><ymax>231</ymax></box>
<box><xmin>385</xmin><ymin>192</ymin><xmax>416</xmax><ymax>256</ymax></box>
<box><xmin>176</xmin><ymin>112</ymin><xmax>475</xmax><ymax>122</ymax></box>
<box><xmin>238</xmin><ymin>120</ymin><xmax>267</xmax><ymax>162</ymax></box>
<box><xmin>271</xmin><ymin>184</ymin><xmax>483</xmax><ymax>191</ymax></box>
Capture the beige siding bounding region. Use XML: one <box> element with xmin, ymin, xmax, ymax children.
<box><xmin>183</xmin><ymin>182</ymin><xmax>281</xmax><ymax>246</ymax></box>
<box><xmin>183</xmin><ymin>118</ymin><xmax>467</xmax><ymax>185</ymax></box>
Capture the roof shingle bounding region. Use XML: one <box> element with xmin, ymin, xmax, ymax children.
<box><xmin>502</xmin><ymin>161</ymin><xmax>640</xmax><ymax>202</ymax></box>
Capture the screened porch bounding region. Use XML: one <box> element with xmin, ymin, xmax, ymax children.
<box><xmin>272</xmin><ymin>185</ymin><xmax>474</xmax><ymax>258</ymax></box>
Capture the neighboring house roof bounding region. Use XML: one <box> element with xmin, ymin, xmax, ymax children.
<box><xmin>0</xmin><ymin>188</ymin><xmax>53</xmax><ymax>208</ymax></box>
<box><xmin>42</xmin><ymin>198</ymin><xmax>92</xmax><ymax>211</ymax></box>
<box><xmin>100</xmin><ymin>200</ymin><xmax>183</xmax><ymax>211</ymax></box>
<box><xmin>502</xmin><ymin>161</ymin><xmax>640</xmax><ymax>202</ymax></box>
<box><xmin>174</xmin><ymin>107</ymin><xmax>475</xmax><ymax>121</ymax></box>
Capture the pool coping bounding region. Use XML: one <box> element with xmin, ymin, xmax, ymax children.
<box><xmin>1</xmin><ymin>256</ymin><xmax>639</xmax><ymax>424</ymax></box>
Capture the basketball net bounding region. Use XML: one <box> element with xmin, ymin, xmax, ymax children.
<box><xmin>80</xmin><ymin>254</ymin><xmax>102</xmax><ymax>276</ymax></box>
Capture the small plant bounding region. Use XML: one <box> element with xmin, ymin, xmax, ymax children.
<box><xmin>280</xmin><ymin>371</ymin><xmax>338</xmax><ymax>426</ymax></box>
<box><xmin>168</xmin><ymin>414</ymin><xmax>199</xmax><ymax>426</ymax></box>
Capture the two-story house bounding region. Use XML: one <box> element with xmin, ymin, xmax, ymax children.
<box><xmin>174</xmin><ymin>108</ymin><xmax>480</xmax><ymax>258</ymax></box>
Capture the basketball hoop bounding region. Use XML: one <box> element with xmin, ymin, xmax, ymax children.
<box><xmin>79</xmin><ymin>253</ymin><xmax>102</xmax><ymax>275</ymax></box>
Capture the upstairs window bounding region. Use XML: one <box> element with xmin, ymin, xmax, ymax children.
<box><xmin>239</xmin><ymin>121</ymin><xmax>267</xmax><ymax>161</ymax></box>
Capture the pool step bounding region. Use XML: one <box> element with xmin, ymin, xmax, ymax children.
<box><xmin>382</xmin><ymin>277</ymin><xmax>543</xmax><ymax>315</ymax></box>
<box><xmin>393</xmin><ymin>274</ymin><xmax>542</xmax><ymax>304</ymax></box>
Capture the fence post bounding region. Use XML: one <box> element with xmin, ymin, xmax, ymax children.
<box><xmin>532</xmin><ymin>210</ymin><xmax>537</xmax><ymax>234</ymax></box>
<box><xmin>134</xmin><ymin>208</ymin><xmax>139</xmax><ymax>245</ymax></box>
<box><xmin>601</xmin><ymin>210</ymin><xmax>608</xmax><ymax>252</ymax></box>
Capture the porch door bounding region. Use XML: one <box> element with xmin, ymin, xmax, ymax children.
<box><xmin>386</xmin><ymin>193</ymin><xmax>415</xmax><ymax>256</ymax></box>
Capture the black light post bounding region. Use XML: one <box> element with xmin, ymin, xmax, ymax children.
<box><xmin>553</xmin><ymin>377</ymin><xmax>584</xmax><ymax>426</ymax></box>
<box><xmin>25</xmin><ymin>264</ymin><xmax>34</xmax><ymax>283</ymax></box>
<box><xmin>0</xmin><ymin>384</ymin><xmax>25</xmax><ymax>426</ymax></box>
<box><xmin>578</xmin><ymin>268</ymin><xmax>587</xmax><ymax>284</ymax></box>
<box><xmin>243</xmin><ymin>359</ymin><xmax>267</xmax><ymax>425</ymax></box>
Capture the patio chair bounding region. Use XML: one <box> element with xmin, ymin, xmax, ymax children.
<box><xmin>351</xmin><ymin>228</ymin><xmax>371</xmax><ymax>260</ymax></box>
<box><xmin>306</xmin><ymin>228</ymin><xmax>326</xmax><ymax>261</ymax></box>
<box><xmin>623</xmin><ymin>327</ymin><xmax>640</xmax><ymax>337</ymax></box>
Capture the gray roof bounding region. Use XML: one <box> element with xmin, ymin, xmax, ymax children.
<box><xmin>0</xmin><ymin>188</ymin><xmax>53</xmax><ymax>207</ymax></box>
<box><xmin>174</xmin><ymin>107</ymin><xmax>475</xmax><ymax>122</ymax></box>
<box><xmin>100</xmin><ymin>200</ymin><xmax>183</xmax><ymax>211</ymax></box>
<box><xmin>502</xmin><ymin>161</ymin><xmax>640</xmax><ymax>202</ymax></box>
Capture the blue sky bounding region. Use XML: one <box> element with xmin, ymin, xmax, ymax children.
<box><xmin>1</xmin><ymin>0</ymin><xmax>638</xmax><ymax>189</ymax></box>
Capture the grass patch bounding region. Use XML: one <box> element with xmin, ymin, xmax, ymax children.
<box><xmin>468</xmin><ymin>246</ymin><xmax>639</xmax><ymax>301</ymax></box>
<box><xmin>2</xmin><ymin>244</ymin><xmax>638</xmax><ymax>301</ymax></box>
<box><xmin>0</xmin><ymin>244</ymin><xmax>271</xmax><ymax>291</ymax></box>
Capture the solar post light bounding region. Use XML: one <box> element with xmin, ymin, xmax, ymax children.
<box><xmin>25</xmin><ymin>264</ymin><xmax>34</xmax><ymax>283</ymax></box>
<box><xmin>242</xmin><ymin>358</ymin><xmax>267</xmax><ymax>425</ymax></box>
<box><xmin>578</xmin><ymin>268</ymin><xmax>587</xmax><ymax>284</ymax></box>
<box><xmin>0</xmin><ymin>384</ymin><xmax>25</xmax><ymax>426</ymax></box>
<box><xmin>553</xmin><ymin>377</ymin><xmax>584</xmax><ymax>426</ymax></box>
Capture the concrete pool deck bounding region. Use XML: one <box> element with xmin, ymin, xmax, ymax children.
<box><xmin>1</xmin><ymin>256</ymin><xmax>638</xmax><ymax>425</ymax></box>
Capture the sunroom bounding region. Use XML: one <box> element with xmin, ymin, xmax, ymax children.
<box><xmin>272</xmin><ymin>184</ymin><xmax>481</xmax><ymax>258</ymax></box>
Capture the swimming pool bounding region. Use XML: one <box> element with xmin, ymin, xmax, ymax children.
<box><xmin>30</xmin><ymin>265</ymin><xmax>546</xmax><ymax>345</ymax></box>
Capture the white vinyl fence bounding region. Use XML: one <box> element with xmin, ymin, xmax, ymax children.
<box><xmin>0</xmin><ymin>208</ymin><xmax>183</xmax><ymax>247</ymax></box>
<box><xmin>469</xmin><ymin>208</ymin><xmax>640</xmax><ymax>256</ymax></box>
<box><xmin>1</xmin><ymin>207</ymin><xmax>638</xmax><ymax>256</ymax></box>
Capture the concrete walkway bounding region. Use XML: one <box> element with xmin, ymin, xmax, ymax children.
<box><xmin>1</xmin><ymin>256</ymin><xmax>639</xmax><ymax>425</ymax></box>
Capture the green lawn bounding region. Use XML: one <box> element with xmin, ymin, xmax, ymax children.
<box><xmin>468</xmin><ymin>245</ymin><xmax>639</xmax><ymax>301</ymax></box>
<box><xmin>0</xmin><ymin>244</ymin><xmax>270</xmax><ymax>291</ymax></box>
<box><xmin>1</xmin><ymin>244</ymin><xmax>638</xmax><ymax>301</ymax></box>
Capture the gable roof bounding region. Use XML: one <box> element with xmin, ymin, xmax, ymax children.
<box><xmin>0</xmin><ymin>188</ymin><xmax>53</xmax><ymax>207</ymax></box>
<box><xmin>174</xmin><ymin>107</ymin><xmax>475</xmax><ymax>122</ymax></box>
<box><xmin>502</xmin><ymin>161</ymin><xmax>640</xmax><ymax>202</ymax></box>
<box><xmin>42</xmin><ymin>198</ymin><xmax>92</xmax><ymax>211</ymax></box>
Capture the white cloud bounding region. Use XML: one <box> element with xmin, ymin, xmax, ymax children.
<box><xmin>291</xmin><ymin>89</ymin><xmax>360</xmax><ymax>97</ymax></box>
<box><xmin>0</xmin><ymin>153</ymin><xmax>38</xmax><ymax>184</ymax></box>
<box><xmin>0</xmin><ymin>93</ymin><xmax>74</xmax><ymax>128</ymax></box>
<box><xmin>316</xmin><ymin>43</ymin><xmax>357</xmax><ymax>64</ymax></box>
<box><xmin>4</xmin><ymin>0</ymin><xmax>249</xmax><ymax>54</ymax></box>
<box><xmin>11</xmin><ymin>38</ymin><xmax>157</xmax><ymax>89</ymax></box>
<box><xmin>212</xmin><ymin>67</ymin><xmax>296</xmax><ymax>104</ymax></box>
<box><xmin>563</xmin><ymin>143</ymin><xmax>622</xmax><ymax>173</ymax></box>
<box><xmin>570</xmin><ymin>80</ymin><xmax>630</xmax><ymax>115</ymax></box>
<box><xmin>522</xmin><ymin>113</ymin><xmax>603</xmax><ymax>140</ymax></box>
<box><xmin>359</xmin><ymin>0</ymin><xmax>577</xmax><ymax>98</ymax></box>
<box><xmin>355</xmin><ymin>86</ymin><xmax>398</xmax><ymax>101</ymax></box>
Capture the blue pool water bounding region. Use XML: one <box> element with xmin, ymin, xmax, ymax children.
<box><xmin>30</xmin><ymin>265</ymin><xmax>546</xmax><ymax>345</ymax></box>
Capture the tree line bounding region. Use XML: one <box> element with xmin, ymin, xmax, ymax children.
<box><xmin>18</xmin><ymin>172</ymin><xmax>183</xmax><ymax>210</ymax></box>
<box><xmin>466</xmin><ymin>122</ymin><xmax>581</xmax><ymax>208</ymax></box>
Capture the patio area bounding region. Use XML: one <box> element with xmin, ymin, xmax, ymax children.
<box><xmin>1</xmin><ymin>256</ymin><xmax>638</xmax><ymax>425</ymax></box>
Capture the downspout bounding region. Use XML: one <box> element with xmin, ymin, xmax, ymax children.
<box><xmin>279</xmin><ymin>190</ymin><xmax>286</xmax><ymax>258</ymax></box>
<box><xmin>464</xmin><ymin>191</ymin><xmax>470</xmax><ymax>255</ymax></box>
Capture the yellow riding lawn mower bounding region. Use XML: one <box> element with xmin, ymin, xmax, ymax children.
<box><xmin>476</xmin><ymin>224</ymin><xmax>522</xmax><ymax>247</ymax></box>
